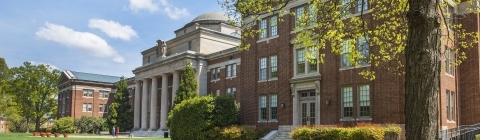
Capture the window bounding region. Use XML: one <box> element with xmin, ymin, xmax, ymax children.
<box><xmin>188</xmin><ymin>41</ymin><xmax>192</xmax><ymax>50</ymax></box>
<box><xmin>147</xmin><ymin>56</ymin><xmax>151</xmax><ymax>63</ymax></box>
<box><xmin>66</xmin><ymin>104</ymin><xmax>70</xmax><ymax>112</ymax></box>
<box><xmin>260</xmin><ymin>57</ymin><xmax>267</xmax><ymax>80</ymax></box>
<box><xmin>341</xmin><ymin>0</ymin><xmax>351</xmax><ymax>16</ymax></box>
<box><xmin>82</xmin><ymin>103</ymin><xmax>92</xmax><ymax>112</ymax></box>
<box><xmin>270</xmin><ymin>94</ymin><xmax>278</xmax><ymax>120</ymax></box>
<box><xmin>446</xmin><ymin>90</ymin><xmax>456</xmax><ymax>121</ymax></box>
<box><xmin>357</xmin><ymin>36</ymin><xmax>370</xmax><ymax>64</ymax></box>
<box><xmin>211</xmin><ymin>67</ymin><xmax>220</xmax><ymax>80</ymax></box>
<box><xmin>446</xmin><ymin>48</ymin><xmax>455</xmax><ymax>76</ymax></box>
<box><xmin>226</xmin><ymin>64</ymin><xmax>237</xmax><ymax>78</ymax></box>
<box><xmin>358</xmin><ymin>85</ymin><xmax>370</xmax><ymax>117</ymax></box>
<box><xmin>259</xmin><ymin>95</ymin><xmax>267</xmax><ymax>120</ymax></box>
<box><xmin>308</xmin><ymin>4</ymin><xmax>317</xmax><ymax>26</ymax></box>
<box><xmin>260</xmin><ymin>19</ymin><xmax>267</xmax><ymax>39</ymax></box>
<box><xmin>83</xmin><ymin>89</ymin><xmax>93</xmax><ymax>97</ymax></box>
<box><xmin>99</xmin><ymin>91</ymin><xmax>109</xmax><ymax>98</ymax></box>
<box><xmin>295</xmin><ymin>6</ymin><xmax>305</xmax><ymax>27</ymax></box>
<box><xmin>227</xmin><ymin>88</ymin><xmax>231</xmax><ymax>95</ymax></box>
<box><xmin>99</xmin><ymin>104</ymin><xmax>104</xmax><ymax>112</ymax></box>
<box><xmin>270</xmin><ymin>55</ymin><xmax>278</xmax><ymax>78</ymax></box>
<box><xmin>297</xmin><ymin>49</ymin><xmax>305</xmax><ymax>74</ymax></box>
<box><xmin>341</xmin><ymin>37</ymin><xmax>369</xmax><ymax>67</ymax></box>
<box><xmin>342</xmin><ymin>86</ymin><xmax>353</xmax><ymax>118</ymax></box>
<box><xmin>270</xmin><ymin>16</ymin><xmax>278</xmax><ymax>36</ymax></box>
<box><xmin>341</xmin><ymin>41</ymin><xmax>351</xmax><ymax>67</ymax></box>
<box><xmin>356</xmin><ymin>0</ymin><xmax>368</xmax><ymax>13</ymax></box>
<box><xmin>104</xmin><ymin>104</ymin><xmax>108</xmax><ymax>113</ymax></box>
<box><xmin>232</xmin><ymin>87</ymin><xmax>236</xmax><ymax>99</ymax></box>
<box><xmin>308</xmin><ymin>47</ymin><xmax>318</xmax><ymax>72</ymax></box>
<box><xmin>259</xmin><ymin>15</ymin><xmax>278</xmax><ymax>39</ymax></box>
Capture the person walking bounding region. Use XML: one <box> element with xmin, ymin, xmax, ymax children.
<box><xmin>115</xmin><ymin>126</ymin><xmax>119</xmax><ymax>138</ymax></box>
<box><xmin>112</xmin><ymin>126</ymin><xmax>116</xmax><ymax>137</ymax></box>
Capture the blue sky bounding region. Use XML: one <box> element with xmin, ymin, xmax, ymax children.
<box><xmin>0</xmin><ymin>0</ymin><xmax>225</xmax><ymax>78</ymax></box>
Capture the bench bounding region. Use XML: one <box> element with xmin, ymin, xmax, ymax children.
<box><xmin>118</xmin><ymin>132</ymin><xmax>132</xmax><ymax>138</ymax></box>
<box><xmin>99</xmin><ymin>131</ymin><xmax>109</xmax><ymax>135</ymax></box>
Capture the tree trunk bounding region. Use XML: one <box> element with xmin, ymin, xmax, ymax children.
<box><xmin>405</xmin><ymin>0</ymin><xmax>441</xmax><ymax>139</ymax></box>
<box><xmin>35</xmin><ymin>117</ymin><xmax>41</xmax><ymax>132</ymax></box>
<box><xmin>25</xmin><ymin>117</ymin><xmax>30</xmax><ymax>133</ymax></box>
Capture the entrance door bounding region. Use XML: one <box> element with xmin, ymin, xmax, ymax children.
<box><xmin>300</xmin><ymin>100</ymin><xmax>316</xmax><ymax>125</ymax></box>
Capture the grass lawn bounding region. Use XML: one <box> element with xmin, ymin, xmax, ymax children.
<box><xmin>0</xmin><ymin>132</ymin><xmax>171</xmax><ymax>140</ymax></box>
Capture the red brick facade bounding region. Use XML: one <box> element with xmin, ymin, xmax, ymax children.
<box><xmin>205</xmin><ymin>2</ymin><xmax>480</xmax><ymax>131</ymax></box>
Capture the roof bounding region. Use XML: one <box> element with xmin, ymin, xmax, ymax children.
<box><xmin>191</xmin><ymin>12</ymin><xmax>229</xmax><ymax>22</ymax></box>
<box><xmin>68</xmin><ymin>71</ymin><xmax>121</xmax><ymax>83</ymax></box>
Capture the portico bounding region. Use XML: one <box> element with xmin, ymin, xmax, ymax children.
<box><xmin>130</xmin><ymin>11</ymin><xmax>240</xmax><ymax>136</ymax></box>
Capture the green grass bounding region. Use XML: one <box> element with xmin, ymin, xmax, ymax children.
<box><xmin>0</xmin><ymin>132</ymin><xmax>171</xmax><ymax>140</ymax></box>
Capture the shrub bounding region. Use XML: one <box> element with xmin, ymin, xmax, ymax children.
<box><xmin>74</xmin><ymin>116</ymin><xmax>106</xmax><ymax>133</ymax></box>
<box><xmin>168</xmin><ymin>96</ymin><xmax>216</xmax><ymax>140</ymax></box>
<box><xmin>212</xmin><ymin>95</ymin><xmax>239</xmax><ymax>127</ymax></box>
<box><xmin>52</xmin><ymin>117</ymin><xmax>74</xmax><ymax>133</ymax></box>
<box><xmin>219</xmin><ymin>125</ymin><xmax>269</xmax><ymax>140</ymax></box>
<box><xmin>291</xmin><ymin>124</ymin><xmax>402</xmax><ymax>140</ymax></box>
<box><xmin>168</xmin><ymin>95</ymin><xmax>240</xmax><ymax>140</ymax></box>
<box><xmin>476</xmin><ymin>134</ymin><xmax>480</xmax><ymax>140</ymax></box>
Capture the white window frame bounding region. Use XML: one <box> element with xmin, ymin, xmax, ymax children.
<box><xmin>260</xmin><ymin>19</ymin><xmax>267</xmax><ymax>39</ymax></box>
<box><xmin>82</xmin><ymin>103</ymin><xmax>87</xmax><ymax>112</ymax></box>
<box><xmin>270</xmin><ymin>55</ymin><xmax>278</xmax><ymax>78</ymax></box>
<box><xmin>295</xmin><ymin>6</ymin><xmax>305</xmax><ymax>27</ymax></box>
<box><xmin>358</xmin><ymin>85</ymin><xmax>370</xmax><ymax>118</ymax></box>
<box><xmin>356</xmin><ymin>0</ymin><xmax>368</xmax><ymax>13</ymax></box>
<box><xmin>259</xmin><ymin>95</ymin><xmax>267</xmax><ymax>121</ymax></box>
<box><xmin>260</xmin><ymin>57</ymin><xmax>267</xmax><ymax>80</ymax></box>
<box><xmin>104</xmin><ymin>104</ymin><xmax>109</xmax><ymax>113</ymax></box>
<box><xmin>270</xmin><ymin>15</ymin><xmax>278</xmax><ymax>36</ymax></box>
<box><xmin>270</xmin><ymin>94</ymin><xmax>278</xmax><ymax>120</ymax></box>
<box><xmin>296</xmin><ymin>48</ymin><xmax>305</xmax><ymax>74</ymax></box>
<box><xmin>342</xmin><ymin>86</ymin><xmax>353</xmax><ymax>119</ymax></box>
<box><xmin>83</xmin><ymin>89</ymin><xmax>93</xmax><ymax>97</ymax></box>
<box><xmin>99</xmin><ymin>104</ymin><xmax>104</xmax><ymax>113</ymax></box>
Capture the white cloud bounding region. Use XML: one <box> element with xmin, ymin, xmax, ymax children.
<box><xmin>28</xmin><ymin>61</ymin><xmax>60</xmax><ymax>70</ymax></box>
<box><xmin>129</xmin><ymin>0</ymin><xmax>159</xmax><ymax>13</ymax></box>
<box><xmin>163</xmin><ymin>6</ymin><xmax>189</xmax><ymax>20</ymax></box>
<box><xmin>128</xmin><ymin>0</ymin><xmax>189</xmax><ymax>20</ymax></box>
<box><xmin>35</xmin><ymin>22</ymin><xmax>125</xmax><ymax>63</ymax></box>
<box><xmin>88</xmin><ymin>18</ymin><xmax>138</xmax><ymax>41</ymax></box>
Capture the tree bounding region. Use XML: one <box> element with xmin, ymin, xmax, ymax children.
<box><xmin>218</xmin><ymin>0</ymin><xmax>478</xmax><ymax>139</ymax></box>
<box><xmin>4</xmin><ymin>61</ymin><xmax>60</xmax><ymax>132</ymax></box>
<box><xmin>0</xmin><ymin>57</ymin><xmax>11</xmax><ymax>113</ymax></box>
<box><xmin>107</xmin><ymin>76</ymin><xmax>133</xmax><ymax>132</ymax></box>
<box><xmin>173</xmin><ymin>60</ymin><xmax>199</xmax><ymax>105</ymax></box>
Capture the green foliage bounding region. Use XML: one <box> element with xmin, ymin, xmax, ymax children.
<box><xmin>212</xmin><ymin>95</ymin><xmax>239</xmax><ymax>127</ymax></box>
<box><xmin>52</xmin><ymin>117</ymin><xmax>74</xmax><ymax>133</ymax></box>
<box><xmin>168</xmin><ymin>96</ymin><xmax>215</xmax><ymax>140</ymax></box>
<box><xmin>107</xmin><ymin>76</ymin><xmax>133</xmax><ymax>131</ymax></box>
<box><xmin>6</xmin><ymin>113</ymin><xmax>34</xmax><ymax>133</ymax></box>
<box><xmin>173</xmin><ymin>60</ymin><xmax>199</xmax><ymax>105</ymax></box>
<box><xmin>476</xmin><ymin>134</ymin><xmax>480</xmax><ymax>140</ymax></box>
<box><xmin>3</xmin><ymin>62</ymin><xmax>60</xmax><ymax>131</ymax></box>
<box><xmin>219</xmin><ymin>125</ymin><xmax>268</xmax><ymax>140</ymax></box>
<box><xmin>290</xmin><ymin>124</ymin><xmax>402</xmax><ymax>140</ymax></box>
<box><xmin>74</xmin><ymin>116</ymin><xmax>106</xmax><ymax>134</ymax></box>
<box><xmin>168</xmin><ymin>95</ymin><xmax>239</xmax><ymax>140</ymax></box>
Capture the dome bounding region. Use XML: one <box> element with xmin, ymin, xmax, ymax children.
<box><xmin>191</xmin><ymin>12</ymin><xmax>229</xmax><ymax>22</ymax></box>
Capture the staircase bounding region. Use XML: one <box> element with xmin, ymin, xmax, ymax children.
<box><xmin>274</xmin><ymin>125</ymin><xmax>293</xmax><ymax>140</ymax></box>
<box><xmin>130</xmin><ymin>130</ymin><xmax>166</xmax><ymax>137</ymax></box>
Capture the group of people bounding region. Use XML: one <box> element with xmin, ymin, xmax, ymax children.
<box><xmin>112</xmin><ymin>126</ymin><xmax>119</xmax><ymax>137</ymax></box>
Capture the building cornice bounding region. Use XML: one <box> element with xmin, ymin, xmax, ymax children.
<box><xmin>133</xmin><ymin>51</ymin><xmax>208</xmax><ymax>74</ymax></box>
<box><xmin>141</xmin><ymin>27</ymin><xmax>240</xmax><ymax>55</ymax></box>
<box><xmin>207</xmin><ymin>47</ymin><xmax>240</xmax><ymax>60</ymax></box>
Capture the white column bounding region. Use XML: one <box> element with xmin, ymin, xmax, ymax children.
<box><xmin>134</xmin><ymin>81</ymin><xmax>141</xmax><ymax>129</ymax></box>
<box><xmin>149</xmin><ymin>77</ymin><xmax>158</xmax><ymax>130</ymax></box>
<box><xmin>292</xmin><ymin>84</ymin><xmax>299</xmax><ymax>126</ymax></box>
<box><xmin>159</xmin><ymin>74</ymin><xmax>169</xmax><ymax>130</ymax></box>
<box><xmin>172</xmin><ymin>71</ymin><xmax>180</xmax><ymax>106</ymax></box>
<box><xmin>141</xmin><ymin>79</ymin><xmax>149</xmax><ymax>130</ymax></box>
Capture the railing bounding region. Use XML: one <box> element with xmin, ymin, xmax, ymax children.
<box><xmin>439</xmin><ymin>123</ymin><xmax>480</xmax><ymax>140</ymax></box>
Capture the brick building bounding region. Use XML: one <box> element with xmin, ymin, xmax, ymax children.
<box><xmin>56</xmin><ymin>70</ymin><xmax>134</xmax><ymax>119</ymax></box>
<box><xmin>218</xmin><ymin>0</ymin><xmax>480</xmax><ymax>135</ymax></box>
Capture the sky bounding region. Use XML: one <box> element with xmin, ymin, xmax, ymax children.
<box><xmin>0</xmin><ymin>0</ymin><xmax>225</xmax><ymax>78</ymax></box>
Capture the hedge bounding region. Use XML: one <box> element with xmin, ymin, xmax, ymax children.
<box><xmin>476</xmin><ymin>134</ymin><xmax>480</xmax><ymax>140</ymax></box>
<box><xmin>291</xmin><ymin>124</ymin><xmax>401</xmax><ymax>140</ymax></box>
<box><xmin>219</xmin><ymin>125</ymin><xmax>269</xmax><ymax>140</ymax></box>
<box><xmin>52</xmin><ymin>117</ymin><xmax>74</xmax><ymax>133</ymax></box>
